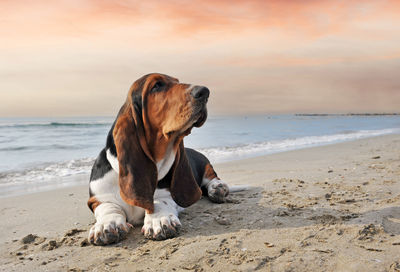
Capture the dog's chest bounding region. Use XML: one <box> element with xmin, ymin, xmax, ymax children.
<box><xmin>156</xmin><ymin>147</ymin><xmax>176</xmax><ymax>180</ymax></box>
<box><xmin>106</xmin><ymin>146</ymin><xmax>176</xmax><ymax>181</ymax></box>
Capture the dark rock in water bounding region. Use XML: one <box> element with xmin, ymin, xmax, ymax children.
<box><xmin>21</xmin><ymin>234</ymin><xmax>38</xmax><ymax>244</ymax></box>
<box><xmin>372</xmin><ymin>156</ymin><xmax>381</xmax><ymax>159</ymax></box>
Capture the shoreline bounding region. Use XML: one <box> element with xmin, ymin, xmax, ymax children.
<box><xmin>1</xmin><ymin>134</ymin><xmax>400</xmax><ymax>271</ymax></box>
<box><xmin>2</xmin><ymin>132</ymin><xmax>400</xmax><ymax>199</ymax></box>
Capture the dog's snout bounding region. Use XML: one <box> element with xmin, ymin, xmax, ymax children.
<box><xmin>191</xmin><ymin>86</ymin><xmax>210</xmax><ymax>101</ymax></box>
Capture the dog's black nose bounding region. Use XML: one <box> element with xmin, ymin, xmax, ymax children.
<box><xmin>191</xmin><ymin>86</ymin><xmax>210</xmax><ymax>101</ymax></box>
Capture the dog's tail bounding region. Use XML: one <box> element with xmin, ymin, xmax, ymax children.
<box><xmin>228</xmin><ymin>185</ymin><xmax>250</xmax><ymax>193</ymax></box>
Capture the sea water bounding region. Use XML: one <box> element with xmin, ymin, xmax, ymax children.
<box><xmin>1</xmin><ymin>115</ymin><xmax>399</xmax><ymax>197</ymax></box>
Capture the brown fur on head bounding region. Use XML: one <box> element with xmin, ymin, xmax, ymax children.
<box><xmin>129</xmin><ymin>73</ymin><xmax>207</xmax><ymax>161</ymax></box>
<box><xmin>112</xmin><ymin>73</ymin><xmax>208</xmax><ymax>213</ymax></box>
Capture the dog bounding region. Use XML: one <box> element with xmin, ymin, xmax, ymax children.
<box><xmin>87</xmin><ymin>73</ymin><xmax>231</xmax><ymax>245</ymax></box>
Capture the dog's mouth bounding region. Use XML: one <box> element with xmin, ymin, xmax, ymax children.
<box><xmin>193</xmin><ymin>107</ymin><xmax>207</xmax><ymax>128</ymax></box>
<box><xmin>179</xmin><ymin>107</ymin><xmax>207</xmax><ymax>136</ymax></box>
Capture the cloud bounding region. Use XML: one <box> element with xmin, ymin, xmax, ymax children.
<box><xmin>1</xmin><ymin>0</ymin><xmax>399</xmax><ymax>116</ymax></box>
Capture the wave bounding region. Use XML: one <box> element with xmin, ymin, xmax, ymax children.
<box><xmin>0</xmin><ymin>144</ymin><xmax>89</xmax><ymax>152</ymax></box>
<box><xmin>0</xmin><ymin>121</ymin><xmax>112</xmax><ymax>129</ymax></box>
<box><xmin>0</xmin><ymin>146</ymin><xmax>30</xmax><ymax>151</ymax></box>
<box><xmin>0</xmin><ymin>127</ymin><xmax>399</xmax><ymax>197</ymax></box>
<box><xmin>0</xmin><ymin>157</ymin><xmax>94</xmax><ymax>189</ymax></box>
<box><xmin>49</xmin><ymin>122</ymin><xmax>110</xmax><ymax>127</ymax></box>
<box><xmin>198</xmin><ymin>128</ymin><xmax>400</xmax><ymax>163</ymax></box>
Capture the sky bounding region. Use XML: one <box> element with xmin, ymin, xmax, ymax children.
<box><xmin>1</xmin><ymin>0</ymin><xmax>400</xmax><ymax>117</ymax></box>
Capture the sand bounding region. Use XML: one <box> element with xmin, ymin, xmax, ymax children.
<box><xmin>1</xmin><ymin>134</ymin><xmax>400</xmax><ymax>272</ymax></box>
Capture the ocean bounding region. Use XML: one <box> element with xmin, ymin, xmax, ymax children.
<box><xmin>1</xmin><ymin>115</ymin><xmax>400</xmax><ymax>197</ymax></box>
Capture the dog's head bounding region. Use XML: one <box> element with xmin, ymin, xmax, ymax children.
<box><xmin>112</xmin><ymin>73</ymin><xmax>209</xmax><ymax>212</ymax></box>
<box><xmin>130</xmin><ymin>73</ymin><xmax>208</xmax><ymax>144</ymax></box>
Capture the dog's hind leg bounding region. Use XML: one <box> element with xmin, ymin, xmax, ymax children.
<box><xmin>201</xmin><ymin>163</ymin><xmax>229</xmax><ymax>203</ymax></box>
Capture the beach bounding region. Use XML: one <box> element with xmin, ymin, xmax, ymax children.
<box><xmin>1</xmin><ymin>134</ymin><xmax>400</xmax><ymax>271</ymax></box>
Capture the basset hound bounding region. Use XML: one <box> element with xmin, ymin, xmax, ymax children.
<box><xmin>87</xmin><ymin>73</ymin><xmax>230</xmax><ymax>245</ymax></box>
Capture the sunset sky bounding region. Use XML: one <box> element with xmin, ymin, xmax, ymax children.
<box><xmin>1</xmin><ymin>0</ymin><xmax>400</xmax><ymax>117</ymax></box>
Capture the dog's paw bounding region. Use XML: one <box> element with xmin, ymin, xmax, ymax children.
<box><xmin>207</xmin><ymin>180</ymin><xmax>229</xmax><ymax>203</ymax></box>
<box><xmin>141</xmin><ymin>212</ymin><xmax>181</xmax><ymax>240</ymax></box>
<box><xmin>88</xmin><ymin>216</ymin><xmax>132</xmax><ymax>246</ymax></box>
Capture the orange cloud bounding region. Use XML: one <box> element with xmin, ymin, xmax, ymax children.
<box><xmin>1</xmin><ymin>0</ymin><xmax>400</xmax><ymax>116</ymax></box>
<box><xmin>2</xmin><ymin>0</ymin><xmax>399</xmax><ymax>44</ymax></box>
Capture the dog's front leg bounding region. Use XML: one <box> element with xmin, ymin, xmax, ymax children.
<box><xmin>141</xmin><ymin>189</ymin><xmax>182</xmax><ymax>240</ymax></box>
<box><xmin>88</xmin><ymin>202</ymin><xmax>132</xmax><ymax>245</ymax></box>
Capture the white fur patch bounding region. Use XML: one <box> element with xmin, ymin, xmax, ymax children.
<box><xmin>90</xmin><ymin>170</ymin><xmax>119</xmax><ymax>197</ymax></box>
<box><xmin>106</xmin><ymin>149</ymin><xmax>119</xmax><ymax>174</ymax></box>
<box><xmin>156</xmin><ymin>143</ymin><xmax>176</xmax><ymax>180</ymax></box>
<box><xmin>203</xmin><ymin>178</ymin><xmax>229</xmax><ymax>203</ymax></box>
<box><xmin>107</xmin><ymin>145</ymin><xmax>176</xmax><ymax>181</ymax></box>
<box><xmin>89</xmin><ymin>169</ymin><xmax>145</xmax><ymax>225</ymax></box>
<box><xmin>201</xmin><ymin>177</ymin><xmax>218</xmax><ymax>189</ymax></box>
<box><xmin>88</xmin><ymin>201</ymin><xmax>132</xmax><ymax>245</ymax></box>
<box><xmin>205</xmin><ymin>178</ymin><xmax>225</xmax><ymax>191</ymax></box>
<box><xmin>202</xmin><ymin>177</ymin><xmax>249</xmax><ymax>193</ymax></box>
<box><xmin>142</xmin><ymin>189</ymin><xmax>183</xmax><ymax>239</ymax></box>
<box><xmin>89</xmin><ymin>168</ymin><xmax>142</xmax><ymax>244</ymax></box>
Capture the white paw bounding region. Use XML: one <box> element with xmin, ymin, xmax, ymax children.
<box><xmin>207</xmin><ymin>179</ymin><xmax>229</xmax><ymax>203</ymax></box>
<box><xmin>88</xmin><ymin>215</ymin><xmax>132</xmax><ymax>245</ymax></box>
<box><xmin>141</xmin><ymin>212</ymin><xmax>181</xmax><ymax>240</ymax></box>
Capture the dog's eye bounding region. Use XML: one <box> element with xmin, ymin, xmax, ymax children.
<box><xmin>151</xmin><ymin>81</ymin><xmax>165</xmax><ymax>92</ymax></box>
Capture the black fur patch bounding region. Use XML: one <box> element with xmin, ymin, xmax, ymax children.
<box><xmin>106</xmin><ymin>121</ymin><xmax>117</xmax><ymax>157</ymax></box>
<box><xmin>185</xmin><ymin>147</ymin><xmax>211</xmax><ymax>187</ymax></box>
<box><xmin>90</xmin><ymin>148</ymin><xmax>112</xmax><ymax>182</ymax></box>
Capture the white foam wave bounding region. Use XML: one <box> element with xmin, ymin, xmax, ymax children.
<box><xmin>0</xmin><ymin>121</ymin><xmax>111</xmax><ymax>128</ymax></box>
<box><xmin>1</xmin><ymin>127</ymin><xmax>399</xmax><ymax>197</ymax></box>
<box><xmin>198</xmin><ymin>128</ymin><xmax>400</xmax><ymax>163</ymax></box>
<box><xmin>0</xmin><ymin>158</ymin><xmax>94</xmax><ymax>193</ymax></box>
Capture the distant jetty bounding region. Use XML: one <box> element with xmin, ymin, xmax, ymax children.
<box><xmin>295</xmin><ymin>113</ymin><xmax>400</xmax><ymax>116</ymax></box>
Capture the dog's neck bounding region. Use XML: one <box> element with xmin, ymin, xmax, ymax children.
<box><xmin>155</xmin><ymin>140</ymin><xmax>176</xmax><ymax>180</ymax></box>
<box><xmin>145</xmin><ymin>130</ymin><xmax>182</xmax><ymax>180</ymax></box>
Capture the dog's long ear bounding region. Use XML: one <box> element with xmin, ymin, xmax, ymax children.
<box><xmin>113</xmin><ymin>104</ymin><xmax>157</xmax><ymax>213</ymax></box>
<box><xmin>169</xmin><ymin>142</ymin><xmax>202</xmax><ymax>207</ymax></box>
